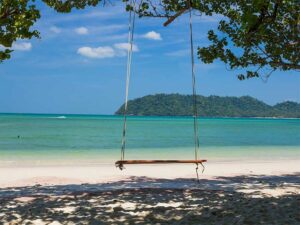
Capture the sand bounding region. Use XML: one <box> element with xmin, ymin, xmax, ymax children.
<box><xmin>0</xmin><ymin>159</ymin><xmax>299</xmax><ymax>224</ymax></box>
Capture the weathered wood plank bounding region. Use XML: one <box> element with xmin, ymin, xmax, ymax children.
<box><xmin>116</xmin><ymin>159</ymin><xmax>207</xmax><ymax>165</ymax></box>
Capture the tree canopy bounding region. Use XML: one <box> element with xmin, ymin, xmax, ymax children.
<box><xmin>1</xmin><ymin>0</ymin><xmax>299</xmax><ymax>80</ymax></box>
<box><xmin>136</xmin><ymin>0</ymin><xmax>300</xmax><ymax>79</ymax></box>
<box><xmin>0</xmin><ymin>0</ymin><xmax>40</xmax><ymax>61</ymax></box>
<box><xmin>0</xmin><ymin>0</ymin><xmax>103</xmax><ymax>61</ymax></box>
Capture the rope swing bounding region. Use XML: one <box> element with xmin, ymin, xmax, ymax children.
<box><xmin>187</xmin><ymin>0</ymin><xmax>205</xmax><ymax>179</ymax></box>
<box><xmin>116</xmin><ymin>0</ymin><xmax>206</xmax><ymax>179</ymax></box>
<box><xmin>119</xmin><ymin>0</ymin><xmax>136</xmax><ymax>170</ymax></box>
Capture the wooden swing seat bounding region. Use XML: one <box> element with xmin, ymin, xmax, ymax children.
<box><xmin>115</xmin><ymin>159</ymin><xmax>207</xmax><ymax>167</ymax></box>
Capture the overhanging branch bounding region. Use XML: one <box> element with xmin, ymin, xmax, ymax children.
<box><xmin>163</xmin><ymin>8</ymin><xmax>188</xmax><ymax>26</ymax></box>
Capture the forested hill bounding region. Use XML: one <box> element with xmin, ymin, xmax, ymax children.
<box><xmin>115</xmin><ymin>94</ymin><xmax>300</xmax><ymax>118</ymax></box>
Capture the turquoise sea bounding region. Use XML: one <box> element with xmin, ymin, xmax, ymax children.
<box><xmin>0</xmin><ymin>114</ymin><xmax>299</xmax><ymax>166</ymax></box>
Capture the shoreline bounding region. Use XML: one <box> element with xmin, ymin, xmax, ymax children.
<box><xmin>1</xmin><ymin>159</ymin><xmax>299</xmax><ymax>190</ymax></box>
<box><xmin>0</xmin><ymin>157</ymin><xmax>299</xmax><ymax>167</ymax></box>
<box><xmin>1</xmin><ymin>113</ymin><xmax>300</xmax><ymax>119</ymax></box>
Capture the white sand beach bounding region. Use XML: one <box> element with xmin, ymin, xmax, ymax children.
<box><xmin>0</xmin><ymin>0</ymin><xmax>299</xmax><ymax>223</ymax></box>
<box><xmin>0</xmin><ymin>159</ymin><xmax>299</xmax><ymax>224</ymax></box>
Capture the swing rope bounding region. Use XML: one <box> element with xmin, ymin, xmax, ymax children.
<box><xmin>188</xmin><ymin>0</ymin><xmax>205</xmax><ymax>180</ymax></box>
<box><xmin>120</xmin><ymin>0</ymin><xmax>136</xmax><ymax>169</ymax></box>
<box><xmin>117</xmin><ymin>0</ymin><xmax>206</xmax><ymax>177</ymax></box>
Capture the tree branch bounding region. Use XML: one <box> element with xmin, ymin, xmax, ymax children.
<box><xmin>163</xmin><ymin>8</ymin><xmax>187</xmax><ymax>27</ymax></box>
<box><xmin>270</xmin><ymin>61</ymin><xmax>300</xmax><ymax>70</ymax></box>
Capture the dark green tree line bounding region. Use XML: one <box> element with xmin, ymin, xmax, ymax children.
<box><xmin>115</xmin><ymin>94</ymin><xmax>300</xmax><ymax>117</ymax></box>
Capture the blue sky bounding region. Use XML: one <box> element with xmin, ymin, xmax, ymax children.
<box><xmin>0</xmin><ymin>2</ymin><xmax>299</xmax><ymax>114</ymax></box>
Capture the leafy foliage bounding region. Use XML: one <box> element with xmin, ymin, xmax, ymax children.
<box><xmin>0</xmin><ymin>0</ymin><xmax>40</xmax><ymax>61</ymax></box>
<box><xmin>115</xmin><ymin>94</ymin><xmax>300</xmax><ymax>118</ymax></box>
<box><xmin>1</xmin><ymin>0</ymin><xmax>299</xmax><ymax>80</ymax></box>
<box><xmin>42</xmin><ymin>0</ymin><xmax>102</xmax><ymax>13</ymax></box>
<box><xmin>0</xmin><ymin>0</ymin><xmax>104</xmax><ymax>62</ymax></box>
<box><xmin>135</xmin><ymin>0</ymin><xmax>300</xmax><ymax>79</ymax></box>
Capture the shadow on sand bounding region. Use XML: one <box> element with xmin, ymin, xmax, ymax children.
<box><xmin>0</xmin><ymin>173</ymin><xmax>299</xmax><ymax>224</ymax></box>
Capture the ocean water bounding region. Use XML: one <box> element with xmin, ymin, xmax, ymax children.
<box><xmin>0</xmin><ymin>114</ymin><xmax>299</xmax><ymax>166</ymax></box>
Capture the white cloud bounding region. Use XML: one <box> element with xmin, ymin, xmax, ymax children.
<box><xmin>114</xmin><ymin>43</ymin><xmax>139</xmax><ymax>52</ymax></box>
<box><xmin>50</xmin><ymin>26</ymin><xmax>62</xmax><ymax>34</ymax></box>
<box><xmin>142</xmin><ymin>31</ymin><xmax>162</xmax><ymax>40</ymax></box>
<box><xmin>12</xmin><ymin>42</ymin><xmax>32</xmax><ymax>51</ymax></box>
<box><xmin>77</xmin><ymin>46</ymin><xmax>115</xmax><ymax>58</ymax></box>
<box><xmin>77</xmin><ymin>42</ymin><xmax>139</xmax><ymax>59</ymax></box>
<box><xmin>75</xmin><ymin>27</ymin><xmax>89</xmax><ymax>35</ymax></box>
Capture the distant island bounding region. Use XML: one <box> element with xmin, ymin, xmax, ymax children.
<box><xmin>115</xmin><ymin>94</ymin><xmax>300</xmax><ymax>118</ymax></box>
